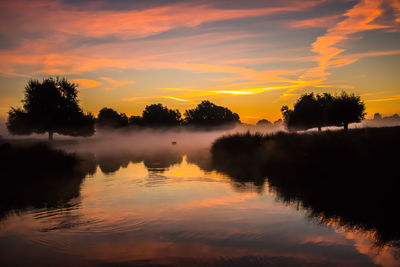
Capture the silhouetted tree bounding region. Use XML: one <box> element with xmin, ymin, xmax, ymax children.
<box><xmin>282</xmin><ymin>92</ymin><xmax>365</xmax><ymax>131</ymax></box>
<box><xmin>128</xmin><ymin>115</ymin><xmax>143</xmax><ymax>126</ymax></box>
<box><xmin>256</xmin><ymin>119</ymin><xmax>272</xmax><ymax>126</ymax></box>
<box><xmin>184</xmin><ymin>100</ymin><xmax>240</xmax><ymax>126</ymax></box>
<box><xmin>97</xmin><ymin>107</ymin><xmax>128</xmax><ymax>129</ymax></box>
<box><xmin>281</xmin><ymin>93</ymin><xmax>325</xmax><ymax>131</ymax></box>
<box><xmin>141</xmin><ymin>104</ymin><xmax>181</xmax><ymax>126</ymax></box>
<box><xmin>7</xmin><ymin>77</ymin><xmax>95</xmax><ymax>140</ymax></box>
<box><xmin>374</xmin><ymin>113</ymin><xmax>382</xmax><ymax>120</ymax></box>
<box><xmin>328</xmin><ymin>92</ymin><xmax>366</xmax><ymax>131</ymax></box>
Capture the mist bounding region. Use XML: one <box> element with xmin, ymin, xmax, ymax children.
<box><xmin>53</xmin><ymin>124</ymin><xmax>286</xmax><ymax>156</ymax></box>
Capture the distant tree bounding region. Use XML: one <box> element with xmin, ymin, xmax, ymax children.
<box><xmin>328</xmin><ymin>92</ymin><xmax>366</xmax><ymax>131</ymax></box>
<box><xmin>256</xmin><ymin>119</ymin><xmax>272</xmax><ymax>126</ymax></box>
<box><xmin>273</xmin><ymin>118</ymin><xmax>282</xmax><ymax>125</ymax></box>
<box><xmin>281</xmin><ymin>92</ymin><xmax>365</xmax><ymax>132</ymax></box>
<box><xmin>97</xmin><ymin>108</ymin><xmax>128</xmax><ymax>129</ymax></box>
<box><xmin>184</xmin><ymin>100</ymin><xmax>240</xmax><ymax>126</ymax></box>
<box><xmin>141</xmin><ymin>104</ymin><xmax>181</xmax><ymax>126</ymax></box>
<box><xmin>373</xmin><ymin>113</ymin><xmax>382</xmax><ymax>120</ymax></box>
<box><xmin>7</xmin><ymin>77</ymin><xmax>95</xmax><ymax>140</ymax></box>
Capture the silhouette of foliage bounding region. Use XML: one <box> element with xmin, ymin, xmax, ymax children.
<box><xmin>184</xmin><ymin>100</ymin><xmax>240</xmax><ymax>126</ymax></box>
<box><xmin>141</xmin><ymin>104</ymin><xmax>181</xmax><ymax>126</ymax></box>
<box><xmin>6</xmin><ymin>77</ymin><xmax>95</xmax><ymax>140</ymax></box>
<box><xmin>128</xmin><ymin>115</ymin><xmax>143</xmax><ymax>126</ymax></box>
<box><xmin>97</xmin><ymin>107</ymin><xmax>128</xmax><ymax>129</ymax></box>
<box><xmin>211</xmin><ymin>127</ymin><xmax>400</xmax><ymax>247</ymax></box>
<box><xmin>282</xmin><ymin>92</ymin><xmax>365</xmax><ymax>131</ymax></box>
<box><xmin>328</xmin><ymin>92</ymin><xmax>366</xmax><ymax>130</ymax></box>
<box><xmin>256</xmin><ymin>119</ymin><xmax>272</xmax><ymax>126</ymax></box>
<box><xmin>374</xmin><ymin>113</ymin><xmax>382</xmax><ymax>120</ymax></box>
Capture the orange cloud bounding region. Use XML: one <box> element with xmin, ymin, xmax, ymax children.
<box><xmin>71</xmin><ymin>79</ymin><xmax>102</xmax><ymax>89</ymax></box>
<box><xmin>307</xmin><ymin>0</ymin><xmax>391</xmax><ymax>81</ymax></box>
<box><xmin>100</xmin><ymin>77</ymin><xmax>135</xmax><ymax>91</ymax></box>
<box><xmin>289</xmin><ymin>15</ymin><xmax>342</xmax><ymax>28</ymax></box>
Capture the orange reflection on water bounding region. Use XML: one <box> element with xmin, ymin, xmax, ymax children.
<box><xmin>0</xmin><ymin>154</ymin><xmax>399</xmax><ymax>266</ymax></box>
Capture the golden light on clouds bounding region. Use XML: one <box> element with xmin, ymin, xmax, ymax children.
<box><xmin>0</xmin><ymin>0</ymin><xmax>399</xmax><ymax>122</ymax></box>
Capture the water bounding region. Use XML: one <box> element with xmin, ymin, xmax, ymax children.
<box><xmin>1</xmin><ymin>145</ymin><xmax>399</xmax><ymax>266</ymax></box>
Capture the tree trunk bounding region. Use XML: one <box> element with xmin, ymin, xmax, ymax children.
<box><xmin>343</xmin><ymin>123</ymin><xmax>348</xmax><ymax>131</ymax></box>
<box><xmin>318</xmin><ymin>126</ymin><xmax>321</xmax><ymax>132</ymax></box>
<box><xmin>48</xmin><ymin>131</ymin><xmax>54</xmax><ymax>141</ymax></box>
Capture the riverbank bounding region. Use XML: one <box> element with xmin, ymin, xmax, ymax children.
<box><xmin>211</xmin><ymin>126</ymin><xmax>400</xmax><ymax>247</ymax></box>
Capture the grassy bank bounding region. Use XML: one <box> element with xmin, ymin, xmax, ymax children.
<box><xmin>211</xmin><ymin>127</ymin><xmax>400</xmax><ymax>247</ymax></box>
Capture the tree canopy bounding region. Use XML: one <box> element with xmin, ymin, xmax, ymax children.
<box><xmin>97</xmin><ymin>107</ymin><xmax>128</xmax><ymax>129</ymax></box>
<box><xmin>7</xmin><ymin>77</ymin><xmax>95</xmax><ymax>140</ymax></box>
<box><xmin>184</xmin><ymin>101</ymin><xmax>240</xmax><ymax>126</ymax></box>
<box><xmin>141</xmin><ymin>104</ymin><xmax>182</xmax><ymax>126</ymax></box>
<box><xmin>256</xmin><ymin>119</ymin><xmax>272</xmax><ymax>126</ymax></box>
<box><xmin>281</xmin><ymin>92</ymin><xmax>365</xmax><ymax>131</ymax></box>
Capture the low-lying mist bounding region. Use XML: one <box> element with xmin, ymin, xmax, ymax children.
<box><xmin>52</xmin><ymin>124</ymin><xmax>285</xmax><ymax>155</ymax></box>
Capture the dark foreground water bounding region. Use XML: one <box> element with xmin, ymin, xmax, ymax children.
<box><xmin>1</xmin><ymin>143</ymin><xmax>399</xmax><ymax>266</ymax></box>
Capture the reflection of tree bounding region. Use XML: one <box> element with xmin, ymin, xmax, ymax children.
<box><xmin>185</xmin><ymin>148</ymin><xmax>213</xmax><ymax>172</ymax></box>
<box><xmin>0</xmin><ymin>143</ymin><xmax>97</xmax><ymax>221</ymax></box>
<box><xmin>95</xmin><ymin>149</ymin><xmax>184</xmax><ymax>174</ymax></box>
<box><xmin>211</xmin><ymin>127</ymin><xmax>400</xmax><ymax>247</ymax></box>
<box><xmin>97</xmin><ymin>154</ymin><xmax>130</xmax><ymax>174</ymax></box>
<box><xmin>143</xmin><ymin>151</ymin><xmax>183</xmax><ymax>171</ymax></box>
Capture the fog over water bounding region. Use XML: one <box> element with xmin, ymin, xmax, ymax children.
<box><xmin>1</xmin><ymin>123</ymin><xmax>400</xmax><ymax>266</ymax></box>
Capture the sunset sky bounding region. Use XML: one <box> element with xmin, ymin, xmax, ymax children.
<box><xmin>0</xmin><ymin>0</ymin><xmax>399</xmax><ymax>123</ymax></box>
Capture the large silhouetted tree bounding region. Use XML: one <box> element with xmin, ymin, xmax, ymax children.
<box><xmin>97</xmin><ymin>107</ymin><xmax>128</xmax><ymax>129</ymax></box>
<box><xmin>281</xmin><ymin>92</ymin><xmax>365</xmax><ymax>131</ymax></box>
<box><xmin>7</xmin><ymin>77</ymin><xmax>95</xmax><ymax>140</ymax></box>
<box><xmin>328</xmin><ymin>92</ymin><xmax>366</xmax><ymax>131</ymax></box>
<box><xmin>184</xmin><ymin>101</ymin><xmax>240</xmax><ymax>126</ymax></box>
<box><xmin>141</xmin><ymin>104</ymin><xmax>181</xmax><ymax>126</ymax></box>
<box><xmin>281</xmin><ymin>93</ymin><xmax>325</xmax><ymax>131</ymax></box>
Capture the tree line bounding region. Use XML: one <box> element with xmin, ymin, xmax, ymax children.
<box><xmin>96</xmin><ymin>100</ymin><xmax>240</xmax><ymax>129</ymax></box>
<box><xmin>6</xmin><ymin>77</ymin><xmax>369</xmax><ymax>140</ymax></box>
<box><xmin>6</xmin><ymin>78</ymin><xmax>241</xmax><ymax>140</ymax></box>
<box><xmin>281</xmin><ymin>92</ymin><xmax>365</xmax><ymax>131</ymax></box>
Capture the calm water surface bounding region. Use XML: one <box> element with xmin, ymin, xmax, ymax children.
<box><xmin>1</xmin><ymin>146</ymin><xmax>399</xmax><ymax>266</ymax></box>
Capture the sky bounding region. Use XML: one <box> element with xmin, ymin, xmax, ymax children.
<box><xmin>0</xmin><ymin>0</ymin><xmax>399</xmax><ymax>124</ymax></box>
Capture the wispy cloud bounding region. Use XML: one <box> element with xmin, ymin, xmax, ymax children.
<box><xmin>71</xmin><ymin>79</ymin><xmax>102</xmax><ymax>89</ymax></box>
<box><xmin>305</xmin><ymin>0</ymin><xmax>392</xmax><ymax>81</ymax></box>
<box><xmin>100</xmin><ymin>77</ymin><xmax>135</xmax><ymax>91</ymax></box>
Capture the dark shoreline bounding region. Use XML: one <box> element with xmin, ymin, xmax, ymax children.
<box><xmin>211</xmin><ymin>126</ymin><xmax>400</xmax><ymax>247</ymax></box>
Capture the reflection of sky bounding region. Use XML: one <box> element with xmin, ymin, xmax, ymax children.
<box><xmin>0</xmin><ymin>0</ymin><xmax>400</xmax><ymax>124</ymax></box>
<box><xmin>0</xmin><ymin>157</ymin><xmax>397</xmax><ymax>266</ymax></box>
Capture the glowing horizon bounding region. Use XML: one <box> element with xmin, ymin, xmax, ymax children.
<box><xmin>0</xmin><ymin>0</ymin><xmax>399</xmax><ymax>124</ymax></box>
